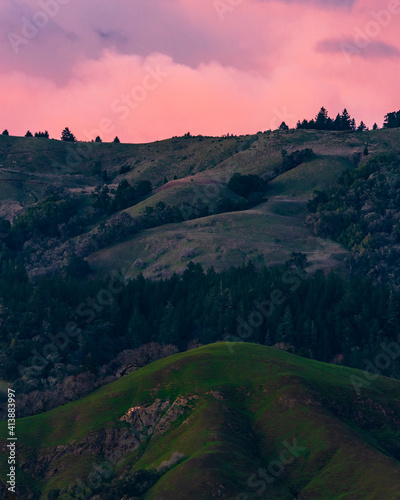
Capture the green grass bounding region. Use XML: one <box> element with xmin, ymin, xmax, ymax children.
<box><xmin>1</xmin><ymin>343</ymin><xmax>399</xmax><ymax>498</ymax></box>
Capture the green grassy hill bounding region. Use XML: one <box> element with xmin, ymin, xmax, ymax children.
<box><xmin>1</xmin><ymin>343</ymin><xmax>399</xmax><ymax>499</ymax></box>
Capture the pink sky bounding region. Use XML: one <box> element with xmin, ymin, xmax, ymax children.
<box><xmin>0</xmin><ymin>0</ymin><xmax>399</xmax><ymax>143</ymax></box>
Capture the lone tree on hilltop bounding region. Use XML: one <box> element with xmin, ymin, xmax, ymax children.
<box><xmin>25</xmin><ymin>131</ymin><xmax>33</xmax><ymax>137</ymax></box>
<box><xmin>357</xmin><ymin>121</ymin><xmax>367</xmax><ymax>132</ymax></box>
<box><xmin>2</xmin><ymin>130</ymin><xmax>9</xmax><ymax>136</ymax></box>
<box><xmin>278</xmin><ymin>121</ymin><xmax>289</xmax><ymax>131</ymax></box>
<box><xmin>61</xmin><ymin>127</ymin><xmax>76</xmax><ymax>142</ymax></box>
<box><xmin>95</xmin><ymin>136</ymin><xmax>102</xmax><ymax>143</ymax></box>
<box><xmin>113</xmin><ymin>136</ymin><xmax>120</xmax><ymax>143</ymax></box>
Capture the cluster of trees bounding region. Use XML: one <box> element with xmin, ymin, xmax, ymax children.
<box><xmin>296</xmin><ymin>107</ymin><xmax>372</xmax><ymax>132</ymax></box>
<box><xmin>4</xmin><ymin>194</ymin><xmax>78</xmax><ymax>250</ymax></box>
<box><xmin>91</xmin><ymin>179</ymin><xmax>153</xmax><ymax>214</ymax></box>
<box><xmin>211</xmin><ymin>173</ymin><xmax>267</xmax><ymax>213</ymax></box>
<box><xmin>306</xmin><ymin>153</ymin><xmax>400</xmax><ymax>285</ymax></box>
<box><xmin>228</xmin><ymin>173</ymin><xmax>266</xmax><ymax>198</ymax></box>
<box><xmin>25</xmin><ymin>131</ymin><xmax>49</xmax><ymax>138</ymax></box>
<box><xmin>383</xmin><ymin>111</ymin><xmax>400</xmax><ymax>129</ymax></box>
<box><xmin>276</xmin><ymin>148</ymin><xmax>316</xmax><ymax>175</ymax></box>
<box><xmin>1</xmin><ymin>251</ymin><xmax>400</xmax><ymax>405</ymax></box>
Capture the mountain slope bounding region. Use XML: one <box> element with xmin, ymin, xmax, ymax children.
<box><xmin>1</xmin><ymin>343</ymin><xmax>399</xmax><ymax>499</ymax></box>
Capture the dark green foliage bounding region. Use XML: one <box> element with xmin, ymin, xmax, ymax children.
<box><xmin>306</xmin><ymin>152</ymin><xmax>400</xmax><ymax>284</ymax></box>
<box><xmin>61</xmin><ymin>127</ymin><xmax>76</xmax><ymax>142</ymax></box>
<box><xmin>278</xmin><ymin>121</ymin><xmax>289</xmax><ymax>131</ymax></box>
<box><xmin>3</xmin><ymin>246</ymin><xmax>400</xmax><ymax>401</ymax></box>
<box><xmin>118</xmin><ymin>164</ymin><xmax>131</xmax><ymax>175</ymax></box>
<box><xmin>2</xmin><ymin>130</ymin><xmax>9</xmax><ymax>136</ymax></box>
<box><xmin>215</xmin><ymin>196</ymin><xmax>246</xmax><ymax>213</ymax></box>
<box><xmin>65</xmin><ymin>254</ymin><xmax>91</xmax><ymax>279</ymax></box>
<box><xmin>9</xmin><ymin>195</ymin><xmax>77</xmax><ymax>248</ymax></box>
<box><xmin>113</xmin><ymin>136</ymin><xmax>120</xmax><ymax>143</ymax></box>
<box><xmin>383</xmin><ymin>110</ymin><xmax>400</xmax><ymax>129</ymax></box>
<box><xmin>91</xmin><ymin>185</ymin><xmax>111</xmax><ymax>211</ymax></box>
<box><xmin>357</xmin><ymin>121</ymin><xmax>367</xmax><ymax>132</ymax></box>
<box><xmin>306</xmin><ymin>190</ymin><xmax>328</xmax><ymax>212</ymax></box>
<box><xmin>136</xmin><ymin>180</ymin><xmax>152</xmax><ymax>197</ymax></box>
<box><xmin>91</xmin><ymin>179</ymin><xmax>152</xmax><ymax>214</ymax></box>
<box><xmin>276</xmin><ymin>148</ymin><xmax>316</xmax><ymax>174</ymax></box>
<box><xmin>35</xmin><ymin>131</ymin><xmax>49</xmax><ymax>138</ymax></box>
<box><xmin>314</xmin><ymin>107</ymin><xmax>330</xmax><ymax>130</ymax></box>
<box><xmin>25</xmin><ymin>131</ymin><xmax>33</xmax><ymax>138</ymax></box>
<box><xmin>95</xmin><ymin>136</ymin><xmax>102</xmax><ymax>143</ymax></box>
<box><xmin>297</xmin><ymin>107</ymin><xmax>357</xmax><ymax>131</ymax></box>
<box><xmin>47</xmin><ymin>489</ymin><xmax>60</xmax><ymax>500</ymax></box>
<box><xmin>112</xmin><ymin>179</ymin><xmax>137</xmax><ymax>212</ymax></box>
<box><xmin>0</xmin><ymin>218</ymin><xmax>11</xmax><ymax>241</ymax></box>
<box><xmin>227</xmin><ymin>173</ymin><xmax>266</xmax><ymax>198</ymax></box>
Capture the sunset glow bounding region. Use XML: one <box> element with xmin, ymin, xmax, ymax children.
<box><xmin>1</xmin><ymin>0</ymin><xmax>399</xmax><ymax>142</ymax></box>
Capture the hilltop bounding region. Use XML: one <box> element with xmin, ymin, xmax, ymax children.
<box><xmin>1</xmin><ymin>342</ymin><xmax>399</xmax><ymax>499</ymax></box>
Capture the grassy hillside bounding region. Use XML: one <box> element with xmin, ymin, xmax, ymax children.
<box><xmin>2</xmin><ymin>127</ymin><xmax>400</xmax><ymax>210</ymax></box>
<box><xmin>1</xmin><ymin>343</ymin><xmax>399</xmax><ymax>499</ymax></box>
<box><xmin>85</xmin><ymin>129</ymin><xmax>400</xmax><ymax>278</ymax></box>
<box><xmin>89</xmin><ymin>200</ymin><xmax>347</xmax><ymax>279</ymax></box>
<box><xmin>2</xmin><ymin>128</ymin><xmax>400</xmax><ymax>278</ymax></box>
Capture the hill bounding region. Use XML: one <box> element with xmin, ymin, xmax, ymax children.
<box><xmin>1</xmin><ymin>342</ymin><xmax>399</xmax><ymax>499</ymax></box>
<box><xmin>2</xmin><ymin>128</ymin><xmax>400</xmax><ymax>278</ymax></box>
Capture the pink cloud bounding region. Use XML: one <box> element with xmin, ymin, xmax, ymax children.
<box><xmin>0</xmin><ymin>0</ymin><xmax>399</xmax><ymax>141</ymax></box>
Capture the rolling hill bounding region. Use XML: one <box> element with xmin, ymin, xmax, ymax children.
<box><xmin>2</xmin><ymin>128</ymin><xmax>400</xmax><ymax>278</ymax></box>
<box><xmin>1</xmin><ymin>342</ymin><xmax>399</xmax><ymax>499</ymax></box>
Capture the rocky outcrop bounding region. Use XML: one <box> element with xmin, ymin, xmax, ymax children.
<box><xmin>120</xmin><ymin>395</ymin><xmax>199</xmax><ymax>438</ymax></box>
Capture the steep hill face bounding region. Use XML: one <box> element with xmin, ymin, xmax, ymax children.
<box><xmin>1</xmin><ymin>343</ymin><xmax>399</xmax><ymax>499</ymax></box>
